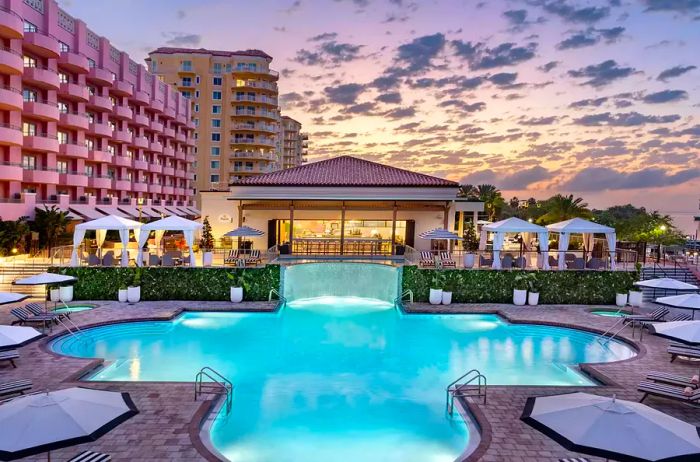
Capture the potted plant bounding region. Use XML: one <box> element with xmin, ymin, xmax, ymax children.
<box><xmin>200</xmin><ymin>216</ymin><xmax>214</xmax><ymax>267</ymax></box>
<box><xmin>527</xmin><ymin>273</ymin><xmax>540</xmax><ymax>306</ymax></box>
<box><xmin>462</xmin><ymin>225</ymin><xmax>479</xmax><ymax>269</ymax></box>
<box><xmin>227</xmin><ymin>272</ymin><xmax>244</xmax><ymax>303</ymax></box>
<box><xmin>628</xmin><ymin>288</ymin><xmax>643</xmax><ymax>307</ymax></box>
<box><xmin>442</xmin><ymin>279</ymin><xmax>456</xmax><ymax>305</ymax></box>
<box><xmin>512</xmin><ymin>272</ymin><xmax>528</xmax><ymax>306</ymax></box>
<box><xmin>49</xmin><ymin>285</ymin><xmax>60</xmax><ymax>302</ymax></box>
<box><xmin>59</xmin><ymin>284</ymin><xmax>73</xmax><ymax>303</ymax></box>
<box><xmin>127</xmin><ymin>268</ymin><xmax>142</xmax><ymax>303</ymax></box>
<box><xmin>118</xmin><ymin>284</ymin><xmax>128</xmax><ymax>303</ymax></box>
<box><xmin>429</xmin><ymin>271</ymin><xmax>445</xmax><ymax>305</ymax></box>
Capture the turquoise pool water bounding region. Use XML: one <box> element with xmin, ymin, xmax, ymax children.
<box><xmin>52</xmin><ymin>304</ymin><xmax>95</xmax><ymax>314</ymax></box>
<box><xmin>51</xmin><ymin>297</ymin><xmax>635</xmax><ymax>462</ymax></box>
<box><xmin>590</xmin><ymin>309</ymin><xmax>628</xmax><ymax>317</ymax></box>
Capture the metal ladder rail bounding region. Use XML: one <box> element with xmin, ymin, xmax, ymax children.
<box><xmin>268</xmin><ymin>288</ymin><xmax>287</xmax><ymax>305</ymax></box>
<box><xmin>53</xmin><ymin>307</ymin><xmax>94</xmax><ymax>345</ymax></box>
<box><xmin>446</xmin><ymin>369</ymin><xmax>487</xmax><ymax>415</ymax></box>
<box><xmin>595</xmin><ymin>317</ymin><xmax>630</xmax><ymax>345</ymax></box>
<box><xmin>195</xmin><ymin>366</ymin><xmax>234</xmax><ymax>414</ymax></box>
<box><xmin>393</xmin><ymin>289</ymin><xmax>414</xmax><ymax>306</ymax></box>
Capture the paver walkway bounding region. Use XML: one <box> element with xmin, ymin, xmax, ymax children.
<box><xmin>1</xmin><ymin>300</ymin><xmax>698</xmax><ymax>461</ymax></box>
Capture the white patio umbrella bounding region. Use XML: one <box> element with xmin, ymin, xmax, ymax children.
<box><xmin>224</xmin><ymin>226</ymin><xmax>265</xmax><ymax>237</ymax></box>
<box><xmin>418</xmin><ymin>228</ymin><xmax>461</xmax><ymax>240</ymax></box>
<box><xmin>0</xmin><ymin>325</ymin><xmax>43</xmax><ymax>349</ymax></box>
<box><xmin>634</xmin><ymin>278</ymin><xmax>698</xmax><ymax>291</ymax></box>
<box><xmin>12</xmin><ymin>273</ymin><xmax>76</xmax><ymax>286</ymax></box>
<box><xmin>0</xmin><ymin>387</ymin><xmax>138</xmax><ymax>461</ymax></box>
<box><xmin>0</xmin><ymin>293</ymin><xmax>29</xmax><ymax>305</ymax></box>
<box><xmin>648</xmin><ymin>320</ymin><xmax>700</xmax><ymax>346</ymax></box>
<box><xmin>656</xmin><ymin>294</ymin><xmax>700</xmax><ymax>320</ymax></box>
<box><xmin>521</xmin><ymin>392</ymin><xmax>700</xmax><ymax>462</ymax></box>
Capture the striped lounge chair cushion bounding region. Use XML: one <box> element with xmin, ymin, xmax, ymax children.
<box><xmin>647</xmin><ymin>371</ymin><xmax>699</xmax><ymax>388</ymax></box>
<box><xmin>559</xmin><ymin>458</ymin><xmax>590</xmax><ymax>462</ymax></box>
<box><xmin>420</xmin><ymin>252</ymin><xmax>435</xmax><ymax>263</ymax></box>
<box><xmin>68</xmin><ymin>451</ymin><xmax>111</xmax><ymax>462</ymax></box>
<box><xmin>0</xmin><ymin>379</ymin><xmax>32</xmax><ymax>396</ymax></box>
<box><xmin>0</xmin><ymin>350</ymin><xmax>19</xmax><ymax>361</ymax></box>
<box><xmin>638</xmin><ymin>381</ymin><xmax>700</xmax><ymax>400</ymax></box>
<box><xmin>440</xmin><ymin>252</ymin><xmax>456</xmax><ymax>264</ymax></box>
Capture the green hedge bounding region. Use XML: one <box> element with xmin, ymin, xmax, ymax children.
<box><xmin>49</xmin><ymin>266</ymin><xmax>280</xmax><ymax>301</ymax></box>
<box><xmin>402</xmin><ymin>266</ymin><xmax>638</xmax><ymax>305</ymax></box>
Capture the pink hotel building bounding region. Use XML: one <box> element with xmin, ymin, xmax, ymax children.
<box><xmin>0</xmin><ymin>0</ymin><xmax>196</xmax><ymax>221</ymax></box>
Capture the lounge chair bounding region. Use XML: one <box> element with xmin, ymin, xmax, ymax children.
<box><xmin>224</xmin><ymin>249</ymin><xmax>239</xmax><ymax>265</ymax></box>
<box><xmin>245</xmin><ymin>249</ymin><xmax>261</xmax><ymax>266</ymax></box>
<box><xmin>0</xmin><ymin>379</ymin><xmax>32</xmax><ymax>398</ymax></box>
<box><xmin>565</xmin><ymin>253</ymin><xmax>576</xmax><ymax>266</ymax></box>
<box><xmin>0</xmin><ymin>350</ymin><xmax>19</xmax><ymax>368</ymax></box>
<box><xmin>501</xmin><ymin>254</ymin><xmax>513</xmax><ymax>269</ymax></box>
<box><xmin>26</xmin><ymin>302</ymin><xmax>69</xmax><ymax>320</ymax></box>
<box><xmin>646</xmin><ymin>371</ymin><xmax>699</xmax><ymax>388</ymax></box>
<box><xmin>87</xmin><ymin>254</ymin><xmax>100</xmax><ymax>266</ymax></box>
<box><xmin>638</xmin><ymin>380</ymin><xmax>700</xmax><ymax>403</ymax></box>
<box><xmin>668</xmin><ymin>343</ymin><xmax>700</xmax><ymax>362</ymax></box>
<box><xmin>67</xmin><ymin>450</ymin><xmax>111</xmax><ymax>462</ymax></box>
<box><xmin>10</xmin><ymin>308</ymin><xmax>56</xmax><ymax>328</ymax></box>
<box><xmin>419</xmin><ymin>251</ymin><xmax>435</xmax><ymax>267</ymax></box>
<box><xmin>440</xmin><ymin>252</ymin><xmax>456</xmax><ymax>268</ymax></box>
<box><xmin>622</xmin><ymin>307</ymin><xmax>669</xmax><ymax>324</ymax></box>
<box><xmin>559</xmin><ymin>459</ymin><xmax>590</xmax><ymax>462</ymax></box>
<box><xmin>479</xmin><ymin>255</ymin><xmax>493</xmax><ymax>267</ymax></box>
<box><xmin>638</xmin><ymin>313</ymin><xmax>691</xmax><ymax>337</ymax></box>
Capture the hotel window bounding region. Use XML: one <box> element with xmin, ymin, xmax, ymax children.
<box><xmin>210</xmin><ymin>174</ymin><xmax>219</xmax><ymax>183</ymax></box>
<box><xmin>57</xmin><ymin>160</ymin><xmax>68</xmax><ymax>174</ymax></box>
<box><xmin>59</xmin><ymin>41</ymin><xmax>70</xmax><ymax>53</ymax></box>
<box><xmin>22</xmin><ymin>155</ymin><xmax>36</xmax><ymax>170</ymax></box>
<box><xmin>211</xmin><ymin>119</ymin><xmax>221</xmax><ymax>128</ymax></box>
<box><xmin>212</xmin><ymin>91</ymin><xmax>222</xmax><ymax>100</ymax></box>
<box><xmin>110</xmin><ymin>96</ymin><xmax>117</xmax><ymax>107</ymax></box>
<box><xmin>22</xmin><ymin>122</ymin><xmax>36</xmax><ymax>136</ymax></box>
<box><xmin>22</xmin><ymin>89</ymin><xmax>37</xmax><ymax>102</ymax></box>
<box><xmin>195</xmin><ymin>76</ymin><xmax>200</xmax><ymax>84</ymax></box>
<box><xmin>87</xmin><ymin>58</ymin><xmax>96</xmax><ymax>68</ymax></box>
<box><xmin>85</xmin><ymin>138</ymin><xmax>94</xmax><ymax>149</ymax></box>
<box><xmin>58</xmin><ymin>131</ymin><xmax>68</xmax><ymax>144</ymax></box>
<box><xmin>194</xmin><ymin>104</ymin><xmax>199</xmax><ymax>113</ymax></box>
<box><xmin>107</xmin><ymin>120</ymin><xmax>116</xmax><ymax>130</ymax></box>
<box><xmin>23</xmin><ymin>21</ymin><xmax>37</xmax><ymax>33</ymax></box>
<box><xmin>193</xmin><ymin>118</ymin><xmax>199</xmax><ymax>127</ymax></box>
<box><xmin>110</xmin><ymin>72</ymin><xmax>116</xmax><ymax>81</ymax></box>
<box><xmin>23</xmin><ymin>55</ymin><xmax>36</xmax><ymax>68</ymax></box>
<box><xmin>87</xmin><ymin>86</ymin><xmax>96</xmax><ymax>96</ymax></box>
<box><xmin>213</xmin><ymin>77</ymin><xmax>222</xmax><ymax>86</ymax></box>
<box><xmin>87</xmin><ymin>112</ymin><xmax>95</xmax><ymax>123</ymax></box>
<box><xmin>107</xmin><ymin>144</ymin><xmax>115</xmax><ymax>155</ymax></box>
<box><xmin>211</xmin><ymin>146</ymin><xmax>220</xmax><ymax>156</ymax></box>
<box><xmin>195</xmin><ymin>90</ymin><xmax>200</xmax><ymax>98</ymax></box>
<box><xmin>211</xmin><ymin>133</ymin><xmax>221</xmax><ymax>142</ymax></box>
<box><xmin>58</xmin><ymin>102</ymin><xmax>68</xmax><ymax>113</ymax></box>
<box><xmin>212</xmin><ymin>105</ymin><xmax>221</xmax><ymax>114</ymax></box>
<box><xmin>181</xmin><ymin>90</ymin><xmax>192</xmax><ymax>98</ymax></box>
<box><xmin>181</xmin><ymin>60</ymin><xmax>192</xmax><ymax>71</ymax></box>
<box><xmin>213</xmin><ymin>63</ymin><xmax>222</xmax><ymax>74</ymax></box>
<box><xmin>181</xmin><ymin>77</ymin><xmax>192</xmax><ymax>87</ymax></box>
<box><xmin>85</xmin><ymin>165</ymin><xmax>94</xmax><ymax>176</ymax></box>
<box><xmin>126</xmin><ymin>149</ymin><xmax>134</xmax><ymax>158</ymax></box>
<box><xmin>59</xmin><ymin>72</ymin><xmax>69</xmax><ymax>84</ymax></box>
<box><xmin>210</xmin><ymin>161</ymin><xmax>219</xmax><ymax>169</ymax></box>
<box><xmin>107</xmin><ymin>168</ymin><xmax>115</xmax><ymax>179</ymax></box>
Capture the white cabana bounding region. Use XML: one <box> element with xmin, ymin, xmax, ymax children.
<box><xmin>546</xmin><ymin>218</ymin><xmax>616</xmax><ymax>270</ymax></box>
<box><xmin>71</xmin><ymin>215</ymin><xmax>142</xmax><ymax>267</ymax></box>
<box><xmin>137</xmin><ymin>215</ymin><xmax>203</xmax><ymax>266</ymax></box>
<box><xmin>479</xmin><ymin>217</ymin><xmax>549</xmax><ymax>269</ymax></box>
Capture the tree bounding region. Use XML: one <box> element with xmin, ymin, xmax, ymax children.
<box><xmin>457</xmin><ymin>184</ymin><xmax>477</xmax><ymax>199</ymax></box>
<box><xmin>462</xmin><ymin>224</ymin><xmax>479</xmax><ymax>251</ymax></box>
<box><xmin>537</xmin><ymin>194</ymin><xmax>592</xmax><ymax>224</ymax></box>
<box><xmin>475</xmin><ymin>184</ymin><xmax>505</xmax><ymax>221</ymax></box>
<box><xmin>0</xmin><ymin>217</ymin><xmax>30</xmax><ymax>256</ymax></box>
<box><xmin>509</xmin><ymin>196</ymin><xmax>520</xmax><ymax>209</ymax></box>
<box><xmin>593</xmin><ymin>205</ymin><xmax>684</xmax><ymax>245</ymax></box>
<box><xmin>32</xmin><ymin>205</ymin><xmax>71</xmax><ymax>255</ymax></box>
<box><xmin>200</xmin><ymin>216</ymin><xmax>214</xmax><ymax>250</ymax></box>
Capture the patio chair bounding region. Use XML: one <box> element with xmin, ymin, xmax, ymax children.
<box><xmin>245</xmin><ymin>249</ymin><xmax>261</xmax><ymax>266</ymax></box>
<box><xmin>568</xmin><ymin>258</ymin><xmax>585</xmax><ymax>270</ymax></box>
<box><xmin>102</xmin><ymin>251</ymin><xmax>114</xmax><ymax>267</ymax></box>
<box><xmin>586</xmin><ymin>258</ymin><xmax>603</xmax><ymax>270</ymax></box>
<box><xmin>501</xmin><ymin>254</ymin><xmax>513</xmax><ymax>269</ymax></box>
<box><xmin>565</xmin><ymin>253</ymin><xmax>576</xmax><ymax>265</ymax></box>
<box><xmin>87</xmin><ymin>254</ymin><xmax>100</xmax><ymax>266</ymax></box>
<box><xmin>68</xmin><ymin>450</ymin><xmax>112</xmax><ymax>462</ymax></box>
<box><xmin>25</xmin><ymin>302</ymin><xmax>69</xmax><ymax>320</ymax></box>
<box><xmin>646</xmin><ymin>371</ymin><xmax>699</xmax><ymax>388</ymax></box>
<box><xmin>668</xmin><ymin>343</ymin><xmax>700</xmax><ymax>363</ymax></box>
<box><xmin>10</xmin><ymin>308</ymin><xmax>56</xmax><ymax>328</ymax></box>
<box><xmin>162</xmin><ymin>254</ymin><xmax>174</xmax><ymax>267</ymax></box>
<box><xmin>548</xmin><ymin>255</ymin><xmax>558</xmax><ymax>268</ymax></box>
<box><xmin>440</xmin><ymin>252</ymin><xmax>456</xmax><ymax>268</ymax></box>
<box><xmin>479</xmin><ymin>255</ymin><xmax>493</xmax><ymax>267</ymax></box>
<box><xmin>148</xmin><ymin>254</ymin><xmax>160</xmax><ymax>266</ymax></box>
<box><xmin>0</xmin><ymin>379</ymin><xmax>32</xmax><ymax>398</ymax></box>
<box><xmin>514</xmin><ymin>256</ymin><xmax>526</xmax><ymax>269</ymax></box>
<box><xmin>0</xmin><ymin>350</ymin><xmax>19</xmax><ymax>368</ymax></box>
<box><xmin>419</xmin><ymin>251</ymin><xmax>435</xmax><ymax>267</ymax></box>
<box><xmin>622</xmin><ymin>307</ymin><xmax>669</xmax><ymax>325</ymax></box>
<box><xmin>638</xmin><ymin>380</ymin><xmax>700</xmax><ymax>403</ymax></box>
<box><xmin>224</xmin><ymin>249</ymin><xmax>239</xmax><ymax>265</ymax></box>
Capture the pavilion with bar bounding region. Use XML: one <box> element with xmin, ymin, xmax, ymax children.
<box><xmin>200</xmin><ymin>156</ymin><xmax>484</xmax><ymax>256</ymax></box>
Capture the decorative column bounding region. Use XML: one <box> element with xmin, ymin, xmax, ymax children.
<box><xmin>390</xmin><ymin>202</ymin><xmax>397</xmax><ymax>255</ymax></box>
<box><xmin>340</xmin><ymin>201</ymin><xmax>345</xmax><ymax>255</ymax></box>
<box><xmin>289</xmin><ymin>201</ymin><xmax>294</xmax><ymax>254</ymax></box>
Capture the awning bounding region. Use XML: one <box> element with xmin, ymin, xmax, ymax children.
<box><xmin>151</xmin><ymin>206</ymin><xmax>174</xmax><ymax>217</ymax></box>
<box><xmin>36</xmin><ymin>203</ymin><xmax>81</xmax><ymax>220</ymax></box>
<box><xmin>138</xmin><ymin>207</ymin><xmax>161</xmax><ymax>218</ymax></box>
<box><xmin>116</xmin><ymin>206</ymin><xmax>143</xmax><ymax>219</ymax></box>
<box><xmin>69</xmin><ymin>205</ymin><xmax>106</xmax><ymax>220</ymax></box>
<box><xmin>174</xmin><ymin>206</ymin><xmax>195</xmax><ymax>218</ymax></box>
<box><xmin>185</xmin><ymin>206</ymin><xmax>201</xmax><ymax>217</ymax></box>
<box><xmin>95</xmin><ymin>206</ymin><xmax>134</xmax><ymax>219</ymax></box>
<box><xmin>164</xmin><ymin>206</ymin><xmax>184</xmax><ymax>216</ymax></box>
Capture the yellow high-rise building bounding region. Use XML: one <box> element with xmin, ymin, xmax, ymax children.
<box><xmin>146</xmin><ymin>47</ymin><xmax>281</xmax><ymax>198</ymax></box>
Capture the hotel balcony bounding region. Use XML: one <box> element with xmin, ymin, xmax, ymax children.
<box><xmin>175</xmin><ymin>132</ymin><xmax>186</xmax><ymax>143</ymax></box>
<box><xmin>58</xmin><ymin>142</ymin><xmax>88</xmax><ymax>159</ymax></box>
<box><xmin>232</xmin><ymin>67</ymin><xmax>279</xmax><ymax>80</ymax></box>
<box><xmin>162</xmin><ymin>165</ymin><xmax>175</xmax><ymax>176</ymax></box>
<box><xmin>149</xmin><ymin>119</ymin><xmax>163</xmax><ymax>132</ymax></box>
<box><xmin>163</xmin><ymin>105</ymin><xmax>176</xmax><ymax>119</ymax></box>
<box><xmin>87</xmin><ymin>67</ymin><xmax>113</xmax><ymax>86</ymax></box>
<box><xmin>58</xmin><ymin>52</ymin><xmax>89</xmax><ymax>74</ymax></box>
<box><xmin>148</xmin><ymin>163</ymin><xmax>163</xmax><ymax>174</ymax></box>
<box><xmin>0</xmin><ymin>46</ymin><xmax>22</xmax><ymax>74</ymax></box>
<box><xmin>175</xmin><ymin>150</ymin><xmax>185</xmax><ymax>161</ymax></box>
<box><xmin>112</xmin><ymin>128</ymin><xmax>132</xmax><ymax>144</ymax></box>
<box><xmin>59</xmin><ymin>82</ymin><xmax>89</xmax><ymax>101</ymax></box>
<box><xmin>0</xmin><ymin>85</ymin><xmax>22</xmax><ymax>111</ymax></box>
<box><xmin>185</xmin><ymin>171</ymin><xmax>195</xmax><ymax>180</ymax></box>
<box><xmin>88</xmin><ymin>149</ymin><xmax>113</xmax><ymax>163</ymax></box>
<box><xmin>23</xmin><ymin>31</ymin><xmax>59</xmax><ymax>58</ymax></box>
<box><xmin>178</xmin><ymin>64</ymin><xmax>195</xmax><ymax>74</ymax></box>
<box><xmin>132</xmin><ymin>113</ymin><xmax>149</xmax><ymax>127</ymax></box>
<box><xmin>232</xmin><ymin>80</ymin><xmax>278</xmax><ymax>92</ymax></box>
<box><xmin>162</xmin><ymin>145</ymin><xmax>175</xmax><ymax>157</ymax></box>
<box><xmin>0</xmin><ymin>7</ymin><xmax>23</xmax><ymax>39</ymax></box>
<box><xmin>132</xmin><ymin>135</ymin><xmax>149</xmax><ymax>149</ymax></box>
<box><xmin>113</xmin><ymin>178</ymin><xmax>132</xmax><ymax>190</ymax></box>
<box><xmin>112</xmin><ymin>104</ymin><xmax>133</xmax><ymax>120</ymax></box>
<box><xmin>148</xmin><ymin>183</ymin><xmax>162</xmax><ymax>194</ymax></box>
<box><xmin>230</xmin><ymin>164</ymin><xmax>273</xmax><ymax>174</ymax></box>
<box><xmin>131</xmin><ymin>89</ymin><xmax>150</xmax><ymax>105</ymax></box>
<box><xmin>0</xmin><ymin>161</ymin><xmax>22</xmax><ymax>181</ymax></box>
<box><xmin>185</xmin><ymin>136</ymin><xmax>195</xmax><ymax>147</ymax></box>
<box><xmin>232</xmin><ymin>122</ymin><xmax>276</xmax><ymax>133</ymax></box>
<box><xmin>133</xmin><ymin>159</ymin><xmax>149</xmax><ymax>171</ymax></box>
<box><xmin>231</xmin><ymin>151</ymin><xmax>276</xmax><ymax>161</ymax></box>
<box><xmin>113</xmin><ymin>154</ymin><xmax>132</xmax><ymax>168</ymax></box>
<box><xmin>87</xmin><ymin>94</ymin><xmax>112</xmax><ymax>112</ymax></box>
<box><xmin>185</xmin><ymin>153</ymin><xmax>196</xmax><ymax>163</ymax></box>
<box><xmin>230</xmin><ymin>137</ymin><xmax>276</xmax><ymax>148</ymax></box>
<box><xmin>174</xmin><ymin>187</ymin><xmax>186</xmax><ymax>197</ymax></box>
<box><xmin>59</xmin><ymin>111</ymin><xmax>89</xmax><ymax>130</ymax></box>
<box><xmin>89</xmin><ymin>121</ymin><xmax>112</xmax><ymax>137</ymax></box>
<box><xmin>161</xmin><ymin>185</ymin><xmax>174</xmax><ymax>195</ymax></box>
<box><xmin>23</xmin><ymin>133</ymin><xmax>59</xmax><ymax>152</ymax></box>
<box><xmin>234</xmin><ymin>95</ymin><xmax>278</xmax><ymax>107</ymax></box>
<box><xmin>23</xmin><ymin>65</ymin><xmax>59</xmax><ymax>89</ymax></box>
<box><xmin>162</xmin><ymin>126</ymin><xmax>175</xmax><ymax>138</ymax></box>
<box><xmin>132</xmin><ymin>181</ymin><xmax>148</xmax><ymax>193</ymax></box>
<box><xmin>87</xmin><ymin>176</ymin><xmax>112</xmax><ymax>189</ymax></box>
<box><xmin>150</xmin><ymin>99</ymin><xmax>164</xmax><ymax>113</ymax></box>
<box><xmin>59</xmin><ymin>171</ymin><xmax>88</xmax><ymax>187</ymax></box>
<box><xmin>23</xmin><ymin>167</ymin><xmax>59</xmax><ymax>184</ymax></box>
<box><xmin>148</xmin><ymin>140</ymin><xmax>163</xmax><ymax>153</ymax></box>
<box><xmin>233</xmin><ymin>109</ymin><xmax>276</xmax><ymax>120</ymax></box>
<box><xmin>23</xmin><ymin>100</ymin><xmax>59</xmax><ymax>121</ymax></box>
<box><xmin>111</xmin><ymin>80</ymin><xmax>133</xmax><ymax>97</ymax></box>
<box><xmin>175</xmin><ymin>113</ymin><xmax>187</xmax><ymax>125</ymax></box>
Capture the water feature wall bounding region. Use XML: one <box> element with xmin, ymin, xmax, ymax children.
<box><xmin>282</xmin><ymin>263</ymin><xmax>400</xmax><ymax>303</ymax></box>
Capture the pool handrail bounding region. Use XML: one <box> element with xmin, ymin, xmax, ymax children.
<box><xmin>195</xmin><ymin>366</ymin><xmax>233</xmax><ymax>414</ymax></box>
<box><xmin>446</xmin><ymin>369</ymin><xmax>487</xmax><ymax>415</ymax></box>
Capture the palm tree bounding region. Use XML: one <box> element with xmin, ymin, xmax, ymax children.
<box><xmin>457</xmin><ymin>184</ymin><xmax>476</xmax><ymax>199</ymax></box>
<box><xmin>475</xmin><ymin>184</ymin><xmax>505</xmax><ymax>221</ymax></box>
<box><xmin>32</xmin><ymin>205</ymin><xmax>71</xmax><ymax>255</ymax></box>
<box><xmin>537</xmin><ymin>194</ymin><xmax>592</xmax><ymax>224</ymax></box>
<box><xmin>0</xmin><ymin>217</ymin><xmax>30</xmax><ymax>255</ymax></box>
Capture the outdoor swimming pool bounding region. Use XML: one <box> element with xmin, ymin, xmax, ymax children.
<box><xmin>50</xmin><ymin>297</ymin><xmax>635</xmax><ymax>462</ymax></box>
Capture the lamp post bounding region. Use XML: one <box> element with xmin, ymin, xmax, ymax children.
<box><xmin>137</xmin><ymin>197</ymin><xmax>144</xmax><ymax>222</ymax></box>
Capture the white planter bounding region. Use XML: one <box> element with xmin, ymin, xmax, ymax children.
<box><xmin>463</xmin><ymin>253</ymin><xmax>475</xmax><ymax>269</ymax></box>
<box><xmin>429</xmin><ymin>288</ymin><xmax>443</xmax><ymax>305</ymax></box>
<box><xmin>203</xmin><ymin>251</ymin><xmax>213</xmax><ymax>267</ymax></box>
<box><xmin>230</xmin><ymin>286</ymin><xmax>243</xmax><ymax>303</ymax></box>
<box><xmin>49</xmin><ymin>288</ymin><xmax>60</xmax><ymax>302</ymax></box>
<box><xmin>118</xmin><ymin>289</ymin><xmax>128</xmax><ymax>303</ymax></box>
<box><xmin>615</xmin><ymin>293</ymin><xmax>628</xmax><ymax>307</ymax></box>
<box><xmin>441</xmin><ymin>291</ymin><xmax>453</xmax><ymax>305</ymax></box>
<box><xmin>513</xmin><ymin>289</ymin><xmax>527</xmax><ymax>306</ymax></box>
<box><xmin>127</xmin><ymin>286</ymin><xmax>141</xmax><ymax>303</ymax></box>
<box><xmin>528</xmin><ymin>292</ymin><xmax>540</xmax><ymax>306</ymax></box>
<box><xmin>628</xmin><ymin>291</ymin><xmax>643</xmax><ymax>307</ymax></box>
<box><xmin>59</xmin><ymin>286</ymin><xmax>73</xmax><ymax>302</ymax></box>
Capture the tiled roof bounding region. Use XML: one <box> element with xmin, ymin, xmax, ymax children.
<box><xmin>233</xmin><ymin>156</ymin><xmax>458</xmax><ymax>188</ymax></box>
<box><xmin>148</xmin><ymin>47</ymin><xmax>272</xmax><ymax>60</ymax></box>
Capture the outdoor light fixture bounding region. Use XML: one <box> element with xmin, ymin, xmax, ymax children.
<box><xmin>660</xmin><ymin>225</ymin><xmax>667</xmax><ymax>231</ymax></box>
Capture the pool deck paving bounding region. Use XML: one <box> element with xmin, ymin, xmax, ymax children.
<box><xmin>0</xmin><ymin>300</ymin><xmax>698</xmax><ymax>462</ymax></box>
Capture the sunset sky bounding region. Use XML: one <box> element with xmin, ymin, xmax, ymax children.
<box><xmin>59</xmin><ymin>0</ymin><xmax>700</xmax><ymax>232</ymax></box>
